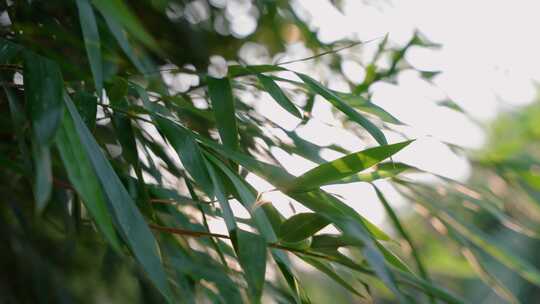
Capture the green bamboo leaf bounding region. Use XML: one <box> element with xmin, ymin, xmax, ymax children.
<box><xmin>336</xmin><ymin>92</ymin><xmax>403</xmax><ymax>125</ymax></box>
<box><xmin>23</xmin><ymin>52</ymin><xmax>64</xmax><ymax>145</ymax></box>
<box><xmin>203</xmin><ymin>152</ymin><xmax>306</xmax><ymax>302</ymax></box>
<box><xmin>92</xmin><ymin>0</ymin><xmax>158</xmax><ymax>51</ymax></box>
<box><xmin>310</xmin><ymin>234</ymin><xmax>358</xmax><ymax>251</ymax></box>
<box><xmin>395</xmin><ymin>270</ymin><xmax>465</xmax><ymax>304</ymax></box>
<box><xmin>31</xmin><ymin>142</ymin><xmax>52</xmax><ymax>212</ymax></box>
<box><xmin>99</xmin><ymin>7</ymin><xmax>152</xmax><ymax>74</ymax></box>
<box><xmin>159</xmin><ymin>118</ymin><xmax>214</xmax><ymax>196</ymax></box>
<box><xmin>207</xmin><ymin>76</ymin><xmax>239</xmax><ymax>151</ymax></box>
<box><xmin>3</xmin><ymin>85</ymin><xmax>31</xmax><ymax>174</ymax></box>
<box><xmin>134</xmin><ymin>84</ymin><xmax>214</xmax><ymax>197</ymax></box>
<box><xmin>75</xmin><ymin>0</ymin><xmax>103</xmax><ymax>95</ymax></box>
<box><xmin>72</xmin><ymin>91</ymin><xmax>97</xmax><ymax>130</ymax></box>
<box><xmin>62</xmin><ymin>94</ymin><xmax>172</xmax><ymax>302</ymax></box>
<box><xmin>194</xmin><ymin>133</ymin><xmax>392</xmax><ymax>241</ymax></box>
<box><xmin>300</xmin><ymin>256</ymin><xmax>365</xmax><ymax>297</ymax></box>
<box><xmin>55</xmin><ymin>108</ymin><xmax>120</xmax><ymax>249</ymax></box>
<box><xmin>339</xmin><ymin>218</ymin><xmax>409</xmax><ymax>303</ymax></box>
<box><xmin>23</xmin><ymin>52</ymin><xmax>64</xmax><ymax>211</ymax></box>
<box><xmin>279</xmin><ymin>212</ymin><xmax>329</xmax><ymax>243</ymax></box>
<box><xmin>330</xmin><ymin>162</ymin><xmax>414</xmax><ymax>185</ymax></box>
<box><xmin>373</xmin><ymin>186</ymin><xmax>432</xmax><ymax>297</ymax></box>
<box><xmin>296</xmin><ymin>72</ymin><xmax>387</xmax><ymax>145</ymax></box>
<box><xmin>287</xmin><ymin>140</ymin><xmax>413</xmax><ymax>192</ymax></box>
<box><xmin>237</xmin><ymin>229</ymin><xmax>267</xmax><ymax>303</ymax></box>
<box><xmin>205</xmin><ymin>159</ymin><xmax>237</xmax><ymax>234</ymax></box>
<box><xmin>257</xmin><ymin>74</ymin><xmax>303</xmax><ymax>118</ymax></box>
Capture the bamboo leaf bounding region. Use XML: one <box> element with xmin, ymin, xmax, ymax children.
<box><xmin>72</xmin><ymin>91</ymin><xmax>97</xmax><ymax>130</ymax></box>
<box><xmin>330</xmin><ymin>162</ymin><xmax>414</xmax><ymax>185</ymax></box>
<box><xmin>23</xmin><ymin>52</ymin><xmax>64</xmax><ymax>210</ymax></box>
<box><xmin>62</xmin><ymin>94</ymin><xmax>172</xmax><ymax>302</ymax></box>
<box><xmin>31</xmin><ymin>142</ymin><xmax>52</xmax><ymax>212</ymax></box>
<box><xmin>373</xmin><ymin>186</ymin><xmax>432</xmax><ymax>297</ymax></box>
<box><xmin>287</xmin><ymin>140</ymin><xmax>413</xmax><ymax>192</ymax></box>
<box><xmin>296</xmin><ymin>72</ymin><xmax>387</xmax><ymax>145</ymax></box>
<box><xmin>279</xmin><ymin>212</ymin><xmax>329</xmax><ymax>243</ymax></box>
<box><xmin>56</xmin><ymin>108</ymin><xmax>120</xmax><ymax>249</ymax></box>
<box><xmin>300</xmin><ymin>256</ymin><xmax>365</xmax><ymax>297</ymax></box>
<box><xmin>23</xmin><ymin>52</ymin><xmax>64</xmax><ymax>145</ymax></box>
<box><xmin>92</xmin><ymin>0</ymin><xmax>158</xmax><ymax>51</ymax></box>
<box><xmin>99</xmin><ymin>7</ymin><xmax>152</xmax><ymax>74</ymax></box>
<box><xmin>207</xmin><ymin>76</ymin><xmax>239</xmax><ymax>151</ymax></box>
<box><xmin>237</xmin><ymin>229</ymin><xmax>267</xmax><ymax>303</ymax></box>
<box><xmin>257</xmin><ymin>74</ymin><xmax>303</xmax><ymax>118</ymax></box>
<box><xmin>75</xmin><ymin>0</ymin><xmax>103</xmax><ymax>95</ymax></box>
<box><xmin>135</xmin><ymin>84</ymin><xmax>214</xmax><ymax>197</ymax></box>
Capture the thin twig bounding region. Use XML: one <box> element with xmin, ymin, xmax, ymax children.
<box><xmin>276</xmin><ymin>36</ymin><xmax>383</xmax><ymax>66</ymax></box>
<box><xmin>149</xmin><ymin>223</ymin><xmax>341</xmax><ymax>262</ymax></box>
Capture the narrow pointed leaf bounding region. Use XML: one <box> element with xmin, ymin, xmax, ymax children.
<box><xmin>279</xmin><ymin>212</ymin><xmax>329</xmax><ymax>243</ymax></box>
<box><xmin>205</xmin><ymin>159</ymin><xmax>237</xmax><ymax>233</ymax></box>
<box><xmin>336</xmin><ymin>92</ymin><xmax>402</xmax><ymax>125</ymax></box>
<box><xmin>300</xmin><ymin>256</ymin><xmax>364</xmax><ymax>297</ymax></box>
<box><xmin>287</xmin><ymin>140</ymin><xmax>413</xmax><ymax>192</ymax></box>
<box><xmin>257</xmin><ymin>74</ymin><xmax>302</xmax><ymax>118</ymax></box>
<box><xmin>75</xmin><ymin>0</ymin><xmax>103</xmax><ymax>95</ymax></box>
<box><xmin>237</xmin><ymin>229</ymin><xmax>267</xmax><ymax>303</ymax></box>
<box><xmin>374</xmin><ymin>186</ymin><xmax>432</xmax><ymax>290</ymax></box>
<box><xmin>331</xmin><ymin>162</ymin><xmax>414</xmax><ymax>184</ymax></box>
<box><xmin>31</xmin><ymin>142</ymin><xmax>52</xmax><ymax>212</ymax></box>
<box><xmin>56</xmin><ymin>109</ymin><xmax>120</xmax><ymax>249</ymax></box>
<box><xmin>296</xmin><ymin>72</ymin><xmax>387</xmax><ymax>145</ymax></box>
<box><xmin>135</xmin><ymin>84</ymin><xmax>214</xmax><ymax>197</ymax></box>
<box><xmin>72</xmin><ymin>91</ymin><xmax>97</xmax><ymax>130</ymax></box>
<box><xmin>62</xmin><ymin>94</ymin><xmax>172</xmax><ymax>302</ymax></box>
<box><xmin>92</xmin><ymin>0</ymin><xmax>158</xmax><ymax>51</ymax></box>
<box><xmin>99</xmin><ymin>8</ymin><xmax>152</xmax><ymax>74</ymax></box>
<box><xmin>24</xmin><ymin>52</ymin><xmax>64</xmax><ymax>145</ymax></box>
<box><xmin>207</xmin><ymin>77</ymin><xmax>239</xmax><ymax>150</ymax></box>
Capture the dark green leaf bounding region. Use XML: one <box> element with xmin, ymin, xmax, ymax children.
<box><xmin>257</xmin><ymin>74</ymin><xmax>302</xmax><ymax>118</ymax></box>
<box><xmin>135</xmin><ymin>84</ymin><xmax>214</xmax><ymax>197</ymax></box>
<box><xmin>62</xmin><ymin>94</ymin><xmax>172</xmax><ymax>302</ymax></box>
<box><xmin>279</xmin><ymin>212</ymin><xmax>329</xmax><ymax>243</ymax></box>
<box><xmin>75</xmin><ymin>0</ymin><xmax>103</xmax><ymax>95</ymax></box>
<box><xmin>99</xmin><ymin>7</ymin><xmax>152</xmax><ymax>74</ymax></box>
<box><xmin>207</xmin><ymin>76</ymin><xmax>239</xmax><ymax>151</ymax></box>
<box><xmin>31</xmin><ymin>142</ymin><xmax>52</xmax><ymax>212</ymax></box>
<box><xmin>336</xmin><ymin>92</ymin><xmax>402</xmax><ymax>125</ymax></box>
<box><xmin>237</xmin><ymin>229</ymin><xmax>267</xmax><ymax>303</ymax></box>
<box><xmin>24</xmin><ymin>52</ymin><xmax>64</xmax><ymax>145</ymax></box>
<box><xmin>300</xmin><ymin>256</ymin><xmax>364</xmax><ymax>297</ymax></box>
<box><xmin>296</xmin><ymin>72</ymin><xmax>387</xmax><ymax>145</ymax></box>
<box><xmin>56</xmin><ymin>107</ymin><xmax>120</xmax><ymax>249</ymax></box>
<box><xmin>72</xmin><ymin>91</ymin><xmax>97</xmax><ymax>130</ymax></box>
<box><xmin>92</xmin><ymin>0</ymin><xmax>158</xmax><ymax>51</ymax></box>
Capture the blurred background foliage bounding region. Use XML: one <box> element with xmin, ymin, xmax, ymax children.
<box><xmin>1</xmin><ymin>0</ymin><xmax>540</xmax><ymax>303</ymax></box>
